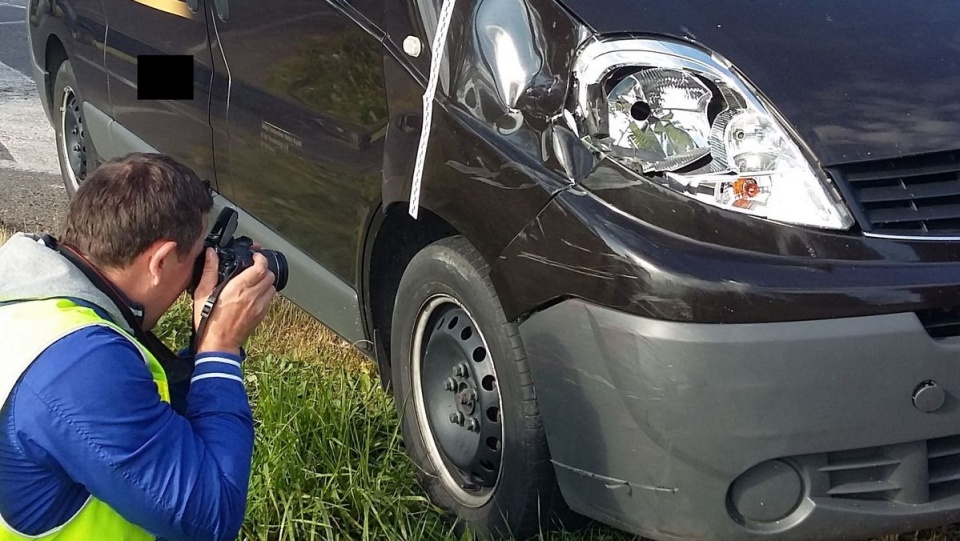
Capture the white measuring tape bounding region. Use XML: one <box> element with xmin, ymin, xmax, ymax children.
<box><xmin>408</xmin><ymin>0</ymin><xmax>458</xmax><ymax>219</ymax></box>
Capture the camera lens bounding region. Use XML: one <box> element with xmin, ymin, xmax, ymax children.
<box><xmin>262</xmin><ymin>249</ymin><xmax>289</xmax><ymax>291</ymax></box>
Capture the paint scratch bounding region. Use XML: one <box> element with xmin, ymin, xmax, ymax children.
<box><xmin>552</xmin><ymin>461</ymin><xmax>679</xmax><ymax>494</ymax></box>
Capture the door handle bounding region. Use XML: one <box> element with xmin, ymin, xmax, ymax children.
<box><xmin>214</xmin><ymin>0</ymin><xmax>229</xmax><ymax>21</ymax></box>
<box><xmin>186</xmin><ymin>0</ymin><xmax>198</xmax><ymax>11</ymax></box>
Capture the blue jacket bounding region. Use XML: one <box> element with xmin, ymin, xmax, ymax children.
<box><xmin>0</xmin><ymin>233</ymin><xmax>254</xmax><ymax>541</ymax></box>
<box><xmin>0</xmin><ymin>317</ymin><xmax>253</xmax><ymax>541</ymax></box>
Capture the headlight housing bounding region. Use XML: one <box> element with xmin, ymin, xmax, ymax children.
<box><xmin>567</xmin><ymin>38</ymin><xmax>853</xmax><ymax>230</ymax></box>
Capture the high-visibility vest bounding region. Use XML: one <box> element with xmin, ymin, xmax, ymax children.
<box><xmin>0</xmin><ymin>298</ymin><xmax>168</xmax><ymax>540</ymax></box>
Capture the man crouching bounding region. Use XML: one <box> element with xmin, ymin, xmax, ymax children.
<box><xmin>0</xmin><ymin>153</ymin><xmax>277</xmax><ymax>541</ymax></box>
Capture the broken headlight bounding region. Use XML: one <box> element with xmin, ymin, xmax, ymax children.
<box><xmin>568</xmin><ymin>38</ymin><xmax>853</xmax><ymax>230</ymax></box>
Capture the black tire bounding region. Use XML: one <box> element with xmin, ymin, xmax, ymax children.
<box><xmin>53</xmin><ymin>59</ymin><xmax>98</xmax><ymax>197</ymax></box>
<box><xmin>391</xmin><ymin>236</ymin><xmax>576</xmax><ymax>539</ymax></box>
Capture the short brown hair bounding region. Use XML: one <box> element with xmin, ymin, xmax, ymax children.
<box><xmin>61</xmin><ymin>153</ymin><xmax>213</xmax><ymax>268</ymax></box>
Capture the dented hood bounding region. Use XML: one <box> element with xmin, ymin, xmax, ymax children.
<box><xmin>559</xmin><ymin>0</ymin><xmax>960</xmax><ymax>166</ymax></box>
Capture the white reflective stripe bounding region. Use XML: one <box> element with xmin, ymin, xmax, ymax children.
<box><xmin>190</xmin><ymin>373</ymin><xmax>244</xmax><ymax>384</ymax></box>
<box><xmin>408</xmin><ymin>0</ymin><xmax>458</xmax><ymax>219</ymax></box>
<box><xmin>194</xmin><ymin>357</ymin><xmax>242</xmax><ymax>370</ymax></box>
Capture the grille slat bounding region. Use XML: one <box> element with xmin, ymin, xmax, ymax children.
<box><xmin>929</xmin><ymin>437</ymin><xmax>960</xmax><ymax>499</ymax></box>
<box><xmin>857</xmin><ymin>180</ymin><xmax>960</xmax><ymax>203</ymax></box>
<box><xmin>832</xmin><ymin>149</ymin><xmax>960</xmax><ymax>236</ymax></box>
<box><xmin>929</xmin><ymin>469</ymin><xmax>960</xmax><ymax>485</ymax></box>
<box><xmin>845</xmin><ymin>160</ymin><xmax>960</xmax><ymax>183</ymax></box>
<box><xmin>928</xmin><ymin>435</ymin><xmax>960</xmax><ymax>458</ymax></box>
<box><xmin>819</xmin><ymin>457</ymin><xmax>900</xmax><ymax>472</ymax></box>
<box><xmin>867</xmin><ymin>203</ymin><xmax>960</xmax><ymax>224</ymax></box>
<box><xmin>827</xmin><ymin>480</ymin><xmax>900</xmax><ymax>496</ymax></box>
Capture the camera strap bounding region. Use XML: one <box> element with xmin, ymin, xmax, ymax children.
<box><xmin>189</xmin><ymin>264</ymin><xmax>243</xmax><ymax>357</ymax></box>
<box><xmin>46</xmin><ymin>237</ymin><xmax>195</xmax><ymax>386</ymax></box>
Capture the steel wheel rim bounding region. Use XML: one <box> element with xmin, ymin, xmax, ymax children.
<box><xmin>59</xmin><ymin>85</ymin><xmax>86</xmax><ymax>191</ymax></box>
<box><xmin>412</xmin><ymin>294</ymin><xmax>504</xmax><ymax>508</ymax></box>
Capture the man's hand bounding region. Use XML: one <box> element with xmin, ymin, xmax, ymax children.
<box><xmin>192</xmin><ymin>247</ymin><xmax>277</xmax><ymax>356</ymax></box>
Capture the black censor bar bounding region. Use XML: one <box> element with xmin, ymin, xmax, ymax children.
<box><xmin>137</xmin><ymin>55</ymin><xmax>194</xmax><ymax>100</ymax></box>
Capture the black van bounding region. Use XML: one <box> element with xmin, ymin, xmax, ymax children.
<box><xmin>26</xmin><ymin>0</ymin><xmax>960</xmax><ymax>539</ymax></box>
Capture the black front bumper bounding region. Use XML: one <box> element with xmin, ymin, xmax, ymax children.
<box><xmin>519</xmin><ymin>298</ymin><xmax>960</xmax><ymax>541</ymax></box>
<box><xmin>492</xmin><ymin>161</ymin><xmax>960</xmax><ymax>327</ymax></box>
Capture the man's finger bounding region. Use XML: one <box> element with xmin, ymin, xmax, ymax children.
<box><xmin>227</xmin><ymin>254</ymin><xmax>269</xmax><ymax>288</ymax></box>
<box><xmin>249</xmin><ymin>268</ymin><xmax>276</xmax><ymax>295</ymax></box>
<box><xmin>195</xmin><ymin>248</ymin><xmax>219</xmax><ymax>296</ymax></box>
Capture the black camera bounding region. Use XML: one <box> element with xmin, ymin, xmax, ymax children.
<box><xmin>189</xmin><ymin>207</ymin><xmax>289</xmax><ymax>293</ymax></box>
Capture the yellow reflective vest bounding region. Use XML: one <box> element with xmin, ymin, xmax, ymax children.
<box><xmin>0</xmin><ymin>298</ymin><xmax>167</xmax><ymax>540</ymax></box>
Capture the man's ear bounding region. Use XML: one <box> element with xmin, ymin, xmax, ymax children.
<box><xmin>146</xmin><ymin>240</ymin><xmax>179</xmax><ymax>287</ymax></box>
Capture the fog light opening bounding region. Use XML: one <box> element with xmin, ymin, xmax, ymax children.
<box><xmin>727</xmin><ymin>459</ymin><xmax>810</xmax><ymax>531</ymax></box>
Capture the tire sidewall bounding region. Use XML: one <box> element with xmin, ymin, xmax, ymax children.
<box><xmin>391</xmin><ymin>239</ymin><xmax>551</xmax><ymax>537</ymax></box>
<box><xmin>53</xmin><ymin>60</ymin><xmax>94</xmax><ymax>197</ymax></box>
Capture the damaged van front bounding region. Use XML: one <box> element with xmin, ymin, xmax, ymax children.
<box><xmin>30</xmin><ymin>0</ymin><xmax>960</xmax><ymax>537</ymax></box>
<box><xmin>491</xmin><ymin>2</ymin><xmax>960</xmax><ymax>540</ymax></box>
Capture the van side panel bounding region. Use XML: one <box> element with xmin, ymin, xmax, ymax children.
<box><xmin>209</xmin><ymin>0</ymin><xmax>388</xmax><ymax>289</ymax></box>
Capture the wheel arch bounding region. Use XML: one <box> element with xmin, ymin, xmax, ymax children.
<box><xmin>44</xmin><ymin>34</ymin><xmax>69</xmax><ymax>110</ymax></box>
<box><xmin>362</xmin><ymin>201</ymin><xmax>460</xmax><ymax>388</ymax></box>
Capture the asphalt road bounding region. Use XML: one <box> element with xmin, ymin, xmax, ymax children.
<box><xmin>0</xmin><ymin>2</ymin><xmax>69</xmax><ymax>234</ymax></box>
<box><xmin>0</xmin><ymin>0</ymin><xmax>31</xmax><ymax>77</ymax></box>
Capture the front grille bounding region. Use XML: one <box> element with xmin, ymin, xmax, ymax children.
<box><xmin>830</xmin><ymin>150</ymin><xmax>960</xmax><ymax>236</ymax></box>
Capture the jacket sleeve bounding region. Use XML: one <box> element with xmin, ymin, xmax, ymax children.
<box><xmin>170</xmin><ymin>346</ymin><xmax>248</xmax><ymax>415</ymax></box>
<box><xmin>11</xmin><ymin>326</ymin><xmax>253</xmax><ymax>541</ymax></box>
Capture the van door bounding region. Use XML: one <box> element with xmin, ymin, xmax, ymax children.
<box><xmin>207</xmin><ymin>0</ymin><xmax>388</xmax><ymax>288</ymax></box>
<box><xmin>101</xmin><ymin>0</ymin><xmax>217</xmax><ymax>185</ymax></box>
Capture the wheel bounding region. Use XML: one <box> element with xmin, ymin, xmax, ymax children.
<box><xmin>53</xmin><ymin>60</ymin><xmax>98</xmax><ymax>196</ymax></box>
<box><xmin>391</xmin><ymin>236</ymin><xmax>576</xmax><ymax>539</ymax></box>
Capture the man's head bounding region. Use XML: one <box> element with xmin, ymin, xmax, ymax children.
<box><xmin>61</xmin><ymin>153</ymin><xmax>214</xmax><ymax>329</ymax></box>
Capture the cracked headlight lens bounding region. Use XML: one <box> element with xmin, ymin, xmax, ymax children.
<box><xmin>569</xmin><ymin>38</ymin><xmax>853</xmax><ymax>230</ymax></box>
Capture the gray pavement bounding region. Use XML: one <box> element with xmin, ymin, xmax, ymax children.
<box><xmin>0</xmin><ymin>0</ymin><xmax>31</xmax><ymax>78</ymax></box>
<box><xmin>0</xmin><ymin>168</ymin><xmax>67</xmax><ymax>233</ymax></box>
<box><xmin>0</xmin><ymin>11</ymin><xmax>68</xmax><ymax>234</ymax></box>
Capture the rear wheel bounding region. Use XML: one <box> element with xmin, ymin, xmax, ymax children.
<box><xmin>391</xmin><ymin>236</ymin><xmax>575</xmax><ymax>539</ymax></box>
<box><xmin>53</xmin><ymin>60</ymin><xmax>98</xmax><ymax>196</ymax></box>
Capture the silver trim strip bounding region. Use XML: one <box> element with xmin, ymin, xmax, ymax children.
<box><xmin>863</xmin><ymin>232</ymin><xmax>960</xmax><ymax>242</ymax></box>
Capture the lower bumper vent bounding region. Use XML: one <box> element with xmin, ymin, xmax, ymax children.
<box><xmin>786</xmin><ymin>435</ymin><xmax>960</xmax><ymax>504</ymax></box>
<box><xmin>822</xmin><ymin>447</ymin><xmax>900</xmax><ymax>501</ymax></box>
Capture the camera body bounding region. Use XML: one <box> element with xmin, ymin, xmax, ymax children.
<box><xmin>189</xmin><ymin>207</ymin><xmax>289</xmax><ymax>293</ymax></box>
